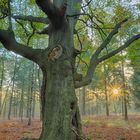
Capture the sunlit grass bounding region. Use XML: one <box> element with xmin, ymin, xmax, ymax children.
<box><xmin>82</xmin><ymin>115</ymin><xmax>140</xmax><ymax>131</ymax></box>
<box><xmin>136</xmin><ymin>124</ymin><xmax>140</xmax><ymax>131</ymax></box>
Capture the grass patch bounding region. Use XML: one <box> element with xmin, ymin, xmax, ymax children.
<box><xmin>82</xmin><ymin>115</ymin><xmax>140</xmax><ymax>130</ymax></box>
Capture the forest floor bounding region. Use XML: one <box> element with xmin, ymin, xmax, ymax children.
<box><xmin>0</xmin><ymin>115</ymin><xmax>140</xmax><ymax>140</ymax></box>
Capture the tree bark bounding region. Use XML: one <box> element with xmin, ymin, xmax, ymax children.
<box><xmin>40</xmin><ymin>65</ymin><xmax>82</xmax><ymax>140</ymax></box>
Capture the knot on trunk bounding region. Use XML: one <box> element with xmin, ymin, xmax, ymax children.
<box><xmin>73</xmin><ymin>49</ymin><xmax>81</xmax><ymax>58</ymax></box>
<box><xmin>48</xmin><ymin>45</ymin><xmax>63</xmax><ymax>61</ymax></box>
<box><xmin>70</xmin><ymin>101</ymin><xmax>75</xmax><ymax>110</ymax></box>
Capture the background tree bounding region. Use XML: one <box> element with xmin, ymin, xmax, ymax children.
<box><xmin>128</xmin><ymin>40</ymin><xmax>140</xmax><ymax>109</ymax></box>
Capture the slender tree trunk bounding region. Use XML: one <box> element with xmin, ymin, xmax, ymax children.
<box><xmin>32</xmin><ymin>65</ymin><xmax>38</xmax><ymax>118</ymax></box>
<box><xmin>16</xmin><ymin>94</ymin><xmax>18</xmax><ymax>117</ymax></box>
<box><xmin>105</xmin><ymin>90</ymin><xmax>109</xmax><ymax>116</ymax></box>
<box><xmin>0</xmin><ymin>84</ymin><xmax>10</xmax><ymax>116</ymax></box>
<box><xmin>87</xmin><ymin>91</ymin><xmax>91</xmax><ymax>116</ymax></box>
<box><xmin>124</xmin><ymin>94</ymin><xmax>128</xmax><ymax>120</ymax></box>
<box><xmin>3</xmin><ymin>100</ymin><xmax>7</xmax><ymax>118</ymax></box>
<box><xmin>113</xmin><ymin>104</ymin><xmax>117</xmax><ymax>114</ymax></box>
<box><xmin>8</xmin><ymin>56</ymin><xmax>18</xmax><ymax>120</ymax></box>
<box><xmin>121</xmin><ymin>96</ymin><xmax>124</xmax><ymax>116</ymax></box>
<box><xmin>103</xmin><ymin>64</ymin><xmax>109</xmax><ymax>116</ymax></box>
<box><xmin>32</xmin><ymin>92</ymin><xmax>36</xmax><ymax>119</ymax></box>
<box><xmin>0</xmin><ymin>55</ymin><xmax>4</xmax><ymax>113</ymax></box>
<box><xmin>79</xmin><ymin>87</ymin><xmax>86</xmax><ymax>116</ymax></box>
<box><xmin>95</xmin><ymin>95</ymin><xmax>99</xmax><ymax>115</ymax></box>
<box><xmin>26</xmin><ymin>84</ymin><xmax>30</xmax><ymax>118</ymax></box>
<box><xmin>13</xmin><ymin>92</ymin><xmax>18</xmax><ymax>118</ymax></box>
<box><xmin>19</xmin><ymin>91</ymin><xmax>24</xmax><ymax>121</ymax></box>
<box><xmin>28</xmin><ymin>63</ymin><xmax>34</xmax><ymax>125</ymax></box>
<box><xmin>37</xmin><ymin>67</ymin><xmax>42</xmax><ymax>120</ymax></box>
<box><xmin>19</xmin><ymin>75</ymin><xmax>25</xmax><ymax>121</ymax></box>
<box><xmin>121</xmin><ymin>54</ymin><xmax>128</xmax><ymax>120</ymax></box>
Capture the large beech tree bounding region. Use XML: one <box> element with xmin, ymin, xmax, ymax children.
<box><xmin>0</xmin><ymin>0</ymin><xmax>140</xmax><ymax>140</ymax></box>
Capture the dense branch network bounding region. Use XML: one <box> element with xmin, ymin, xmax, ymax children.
<box><xmin>75</xmin><ymin>19</ymin><xmax>140</xmax><ymax>88</ymax></box>
<box><xmin>98</xmin><ymin>34</ymin><xmax>140</xmax><ymax>63</ymax></box>
<box><xmin>0</xmin><ymin>30</ymin><xmax>42</xmax><ymax>63</ymax></box>
<box><xmin>0</xmin><ymin>2</ymin><xmax>51</xmax><ymax>63</ymax></box>
<box><xmin>86</xmin><ymin>19</ymin><xmax>128</xmax><ymax>77</ymax></box>
<box><xmin>0</xmin><ymin>0</ymin><xmax>68</xmax><ymax>66</ymax></box>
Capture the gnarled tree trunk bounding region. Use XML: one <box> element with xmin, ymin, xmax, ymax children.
<box><xmin>40</xmin><ymin>62</ymin><xmax>81</xmax><ymax>140</ymax></box>
<box><xmin>39</xmin><ymin>22</ymin><xmax>82</xmax><ymax>140</ymax></box>
<box><xmin>35</xmin><ymin>0</ymin><xmax>82</xmax><ymax>139</ymax></box>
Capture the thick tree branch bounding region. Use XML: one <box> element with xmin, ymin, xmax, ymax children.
<box><xmin>35</xmin><ymin>0</ymin><xmax>67</xmax><ymax>29</ymax></box>
<box><xmin>94</xmin><ymin>18</ymin><xmax>128</xmax><ymax>57</ymax></box>
<box><xmin>75</xmin><ymin>76</ymin><xmax>92</xmax><ymax>88</ymax></box>
<box><xmin>8</xmin><ymin>0</ymin><xmax>12</xmax><ymax>31</ymax></box>
<box><xmin>36</xmin><ymin>0</ymin><xmax>57</xmax><ymax>18</ymax></box>
<box><xmin>79</xmin><ymin>19</ymin><xmax>129</xmax><ymax>85</ymax></box>
<box><xmin>12</xmin><ymin>15</ymin><xmax>49</xmax><ymax>24</ymax></box>
<box><xmin>98</xmin><ymin>34</ymin><xmax>140</xmax><ymax>63</ymax></box>
<box><xmin>0</xmin><ymin>30</ymin><xmax>42</xmax><ymax>63</ymax></box>
<box><xmin>74</xmin><ymin>58</ymin><xmax>98</xmax><ymax>88</ymax></box>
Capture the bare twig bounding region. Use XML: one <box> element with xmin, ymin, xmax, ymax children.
<box><xmin>71</xmin><ymin>128</ymin><xmax>89</xmax><ymax>140</ymax></box>
<box><xmin>82</xmin><ymin>0</ymin><xmax>93</xmax><ymax>8</ymax></box>
<box><xmin>77</xmin><ymin>56</ymin><xmax>89</xmax><ymax>68</ymax></box>
<box><xmin>0</xmin><ymin>30</ymin><xmax>42</xmax><ymax>63</ymax></box>
<box><xmin>27</xmin><ymin>22</ymin><xmax>36</xmax><ymax>46</ymax></box>
<box><xmin>15</xmin><ymin>19</ymin><xmax>29</xmax><ymax>36</ymax></box>
<box><xmin>76</xmin><ymin>32</ymin><xmax>83</xmax><ymax>52</ymax></box>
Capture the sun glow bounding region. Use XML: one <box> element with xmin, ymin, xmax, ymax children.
<box><xmin>112</xmin><ymin>88</ymin><xmax>119</xmax><ymax>95</ymax></box>
<box><xmin>108</xmin><ymin>83</ymin><xmax>122</xmax><ymax>97</ymax></box>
